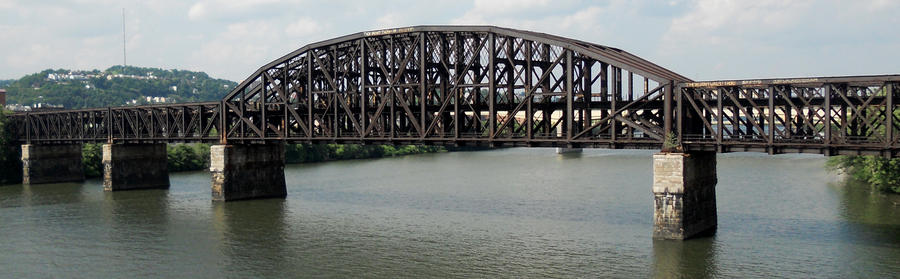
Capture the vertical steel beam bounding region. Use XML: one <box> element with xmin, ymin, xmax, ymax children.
<box><xmin>506</xmin><ymin>36</ymin><xmax>515</xmax><ymax>116</ymax></box>
<box><xmin>281</xmin><ymin>67</ymin><xmax>288</xmax><ymax>138</ymax></box>
<box><xmin>768</xmin><ymin>86</ymin><xmax>775</xmax><ymax>153</ymax></box>
<box><xmin>663</xmin><ymin>81</ymin><xmax>673</xmax><ymax>142</ymax></box>
<box><xmin>240</xmin><ymin>88</ymin><xmax>245</xmax><ymax>140</ymax></box>
<box><xmin>332</xmin><ymin>48</ymin><xmax>339</xmax><ymax>139</ymax></box>
<box><xmin>583</xmin><ymin>60</ymin><xmax>592</xmax><ymax>133</ymax></box>
<box><xmin>360</xmin><ymin>40</ymin><xmax>367</xmax><ymax>139</ymax></box>
<box><xmin>628</xmin><ymin>72</ymin><xmax>634</xmax><ymax>102</ymax></box>
<box><xmin>389</xmin><ymin>38</ymin><xmax>395</xmax><ymax>139</ymax></box>
<box><xmin>610</xmin><ymin>67</ymin><xmax>618</xmax><ymax>142</ymax></box>
<box><xmin>601</xmin><ymin>63</ymin><xmax>608</xmax><ymax>120</ymax></box>
<box><xmin>644</xmin><ymin>77</ymin><xmax>649</xmax><ymax>95</ymax></box>
<box><xmin>887</xmin><ymin>82</ymin><xmax>894</xmax><ymax>150</ymax></box>
<box><xmin>107</xmin><ymin>107</ymin><xmax>112</xmax><ymax>143</ymax></box>
<box><xmin>785</xmin><ymin>86</ymin><xmax>792</xmax><ymax>139</ymax></box>
<box><xmin>716</xmin><ymin>87</ymin><xmax>723</xmax><ymax>148</ymax></box>
<box><xmin>419</xmin><ymin>33</ymin><xmax>426</xmax><ymax>138</ymax></box>
<box><xmin>307</xmin><ymin>52</ymin><xmax>313</xmax><ymax>141</ymax></box>
<box><xmin>566</xmin><ymin>50</ymin><xmax>574</xmax><ymax>141</ymax></box>
<box><xmin>219</xmin><ymin>101</ymin><xmax>226</xmax><ymax>143</ymax></box>
<box><xmin>525</xmin><ymin>41</ymin><xmax>533</xmax><ymax>140</ymax></box>
<box><xmin>489</xmin><ymin>33</ymin><xmax>496</xmax><ymax>140</ymax></box>
<box><xmin>676</xmin><ymin>84</ymin><xmax>683</xmax><ymax>144</ymax></box>
<box><xmin>261</xmin><ymin>73</ymin><xmax>267</xmax><ymax>139</ymax></box>
<box><xmin>824</xmin><ymin>84</ymin><xmax>831</xmax><ymax>150</ymax></box>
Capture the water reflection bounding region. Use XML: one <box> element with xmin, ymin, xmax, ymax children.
<box><xmin>101</xmin><ymin>189</ymin><xmax>171</xmax><ymax>244</ymax></box>
<box><xmin>831</xmin><ymin>180</ymin><xmax>900</xmax><ymax>275</ymax></box>
<box><xmin>557</xmin><ymin>151</ymin><xmax>584</xmax><ymax>160</ymax></box>
<box><xmin>212</xmin><ymin>199</ymin><xmax>289</xmax><ymax>277</ymax></box>
<box><xmin>20</xmin><ymin>182</ymin><xmax>86</xmax><ymax>207</ymax></box>
<box><xmin>651</xmin><ymin>238</ymin><xmax>718</xmax><ymax>279</ymax></box>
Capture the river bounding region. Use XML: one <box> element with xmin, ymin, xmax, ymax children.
<box><xmin>1</xmin><ymin>148</ymin><xmax>898</xmax><ymax>278</ymax></box>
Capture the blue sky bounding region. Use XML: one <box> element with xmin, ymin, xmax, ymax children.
<box><xmin>1</xmin><ymin>0</ymin><xmax>898</xmax><ymax>82</ymax></box>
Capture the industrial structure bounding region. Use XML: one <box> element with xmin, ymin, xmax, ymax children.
<box><xmin>6</xmin><ymin>26</ymin><xmax>899</xmax><ymax>239</ymax></box>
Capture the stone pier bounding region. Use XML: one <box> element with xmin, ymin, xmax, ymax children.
<box><xmin>652</xmin><ymin>151</ymin><xmax>717</xmax><ymax>240</ymax></box>
<box><xmin>21</xmin><ymin>144</ymin><xmax>84</xmax><ymax>185</ymax></box>
<box><xmin>210</xmin><ymin>144</ymin><xmax>286</xmax><ymax>201</ymax></box>
<box><xmin>556</xmin><ymin>147</ymin><xmax>582</xmax><ymax>154</ymax></box>
<box><xmin>103</xmin><ymin>144</ymin><xmax>169</xmax><ymax>191</ymax></box>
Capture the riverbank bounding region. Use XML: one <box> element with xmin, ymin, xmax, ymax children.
<box><xmin>80</xmin><ymin>143</ymin><xmax>449</xmax><ymax>179</ymax></box>
<box><xmin>826</xmin><ymin>155</ymin><xmax>900</xmax><ymax>194</ymax></box>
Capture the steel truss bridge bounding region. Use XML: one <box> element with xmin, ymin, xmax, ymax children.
<box><xmin>8</xmin><ymin>26</ymin><xmax>900</xmax><ymax>157</ymax></box>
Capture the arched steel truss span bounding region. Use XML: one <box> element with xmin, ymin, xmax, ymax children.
<box><xmin>221</xmin><ymin>25</ymin><xmax>689</xmax><ymax>149</ymax></box>
<box><xmin>9</xmin><ymin>26</ymin><xmax>900</xmax><ymax>157</ymax></box>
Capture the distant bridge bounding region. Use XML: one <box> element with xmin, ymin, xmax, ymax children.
<box><xmin>6</xmin><ymin>26</ymin><xmax>899</xmax><ymax>239</ymax></box>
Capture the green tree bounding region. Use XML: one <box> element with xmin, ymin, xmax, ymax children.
<box><xmin>82</xmin><ymin>144</ymin><xmax>103</xmax><ymax>178</ymax></box>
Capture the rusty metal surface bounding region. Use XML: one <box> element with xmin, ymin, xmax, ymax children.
<box><xmin>6</xmin><ymin>26</ymin><xmax>900</xmax><ymax>157</ymax></box>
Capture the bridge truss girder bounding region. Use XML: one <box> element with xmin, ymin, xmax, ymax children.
<box><xmin>679</xmin><ymin>76</ymin><xmax>900</xmax><ymax>157</ymax></box>
<box><xmin>13</xmin><ymin>102</ymin><xmax>221</xmax><ymax>144</ymax></box>
<box><xmin>222</xmin><ymin>26</ymin><xmax>683</xmax><ymax>149</ymax></box>
<box><xmin>8</xmin><ymin>26</ymin><xmax>900</xmax><ymax>157</ymax></box>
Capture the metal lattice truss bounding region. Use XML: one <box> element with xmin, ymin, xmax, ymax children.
<box><xmin>13</xmin><ymin>102</ymin><xmax>220</xmax><ymax>144</ymax></box>
<box><xmin>680</xmin><ymin>76</ymin><xmax>900</xmax><ymax>156</ymax></box>
<box><xmin>9</xmin><ymin>26</ymin><xmax>900</xmax><ymax>156</ymax></box>
<box><xmin>221</xmin><ymin>26</ymin><xmax>688</xmax><ymax>148</ymax></box>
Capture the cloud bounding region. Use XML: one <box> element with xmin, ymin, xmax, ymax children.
<box><xmin>374</xmin><ymin>14</ymin><xmax>401</xmax><ymax>29</ymax></box>
<box><xmin>658</xmin><ymin>0</ymin><xmax>900</xmax><ymax>79</ymax></box>
<box><xmin>285</xmin><ymin>17</ymin><xmax>321</xmax><ymax>37</ymax></box>
<box><xmin>661</xmin><ymin>0</ymin><xmax>811</xmax><ymax>51</ymax></box>
<box><xmin>0</xmin><ymin>0</ymin><xmax>897</xmax><ymax>83</ymax></box>
<box><xmin>187</xmin><ymin>0</ymin><xmax>303</xmax><ymax>21</ymax></box>
<box><xmin>452</xmin><ymin>0</ymin><xmax>562</xmax><ymax>25</ymax></box>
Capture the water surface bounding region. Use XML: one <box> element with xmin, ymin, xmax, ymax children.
<box><xmin>1</xmin><ymin>148</ymin><xmax>898</xmax><ymax>278</ymax></box>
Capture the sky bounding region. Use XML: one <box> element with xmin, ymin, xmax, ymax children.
<box><xmin>1</xmin><ymin>0</ymin><xmax>898</xmax><ymax>82</ymax></box>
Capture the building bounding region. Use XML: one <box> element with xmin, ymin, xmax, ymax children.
<box><xmin>0</xmin><ymin>88</ymin><xmax>6</xmax><ymax>106</ymax></box>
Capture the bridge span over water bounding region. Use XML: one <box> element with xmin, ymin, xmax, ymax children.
<box><xmin>6</xmin><ymin>26</ymin><xmax>899</xmax><ymax>239</ymax></box>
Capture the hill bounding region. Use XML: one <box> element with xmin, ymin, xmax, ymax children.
<box><xmin>2</xmin><ymin>65</ymin><xmax>237</xmax><ymax>110</ymax></box>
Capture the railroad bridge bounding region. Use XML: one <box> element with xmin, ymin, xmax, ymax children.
<box><xmin>6</xmin><ymin>26</ymin><xmax>900</xmax><ymax>239</ymax></box>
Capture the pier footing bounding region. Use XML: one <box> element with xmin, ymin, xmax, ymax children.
<box><xmin>652</xmin><ymin>151</ymin><xmax>717</xmax><ymax>240</ymax></box>
<box><xmin>556</xmin><ymin>147</ymin><xmax>582</xmax><ymax>154</ymax></box>
<box><xmin>210</xmin><ymin>144</ymin><xmax>286</xmax><ymax>201</ymax></box>
<box><xmin>21</xmin><ymin>144</ymin><xmax>84</xmax><ymax>185</ymax></box>
<box><xmin>103</xmin><ymin>143</ymin><xmax>169</xmax><ymax>191</ymax></box>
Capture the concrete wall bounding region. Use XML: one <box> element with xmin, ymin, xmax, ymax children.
<box><xmin>103</xmin><ymin>144</ymin><xmax>169</xmax><ymax>191</ymax></box>
<box><xmin>652</xmin><ymin>151</ymin><xmax>717</xmax><ymax>240</ymax></box>
<box><xmin>21</xmin><ymin>144</ymin><xmax>84</xmax><ymax>184</ymax></box>
<box><xmin>210</xmin><ymin>144</ymin><xmax>286</xmax><ymax>201</ymax></box>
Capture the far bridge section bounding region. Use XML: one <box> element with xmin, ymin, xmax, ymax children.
<box><xmin>5</xmin><ymin>26</ymin><xmax>900</xmax><ymax>240</ymax></box>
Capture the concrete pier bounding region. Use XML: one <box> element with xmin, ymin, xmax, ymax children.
<box><xmin>21</xmin><ymin>144</ymin><xmax>84</xmax><ymax>184</ymax></box>
<box><xmin>556</xmin><ymin>147</ymin><xmax>582</xmax><ymax>154</ymax></box>
<box><xmin>210</xmin><ymin>144</ymin><xmax>286</xmax><ymax>201</ymax></box>
<box><xmin>652</xmin><ymin>151</ymin><xmax>717</xmax><ymax>240</ymax></box>
<box><xmin>103</xmin><ymin>144</ymin><xmax>169</xmax><ymax>191</ymax></box>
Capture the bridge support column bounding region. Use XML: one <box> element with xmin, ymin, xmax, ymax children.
<box><xmin>652</xmin><ymin>151</ymin><xmax>717</xmax><ymax>240</ymax></box>
<box><xmin>555</xmin><ymin>147</ymin><xmax>582</xmax><ymax>154</ymax></box>
<box><xmin>21</xmin><ymin>144</ymin><xmax>84</xmax><ymax>185</ymax></box>
<box><xmin>210</xmin><ymin>144</ymin><xmax>286</xmax><ymax>201</ymax></box>
<box><xmin>103</xmin><ymin>144</ymin><xmax>169</xmax><ymax>191</ymax></box>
